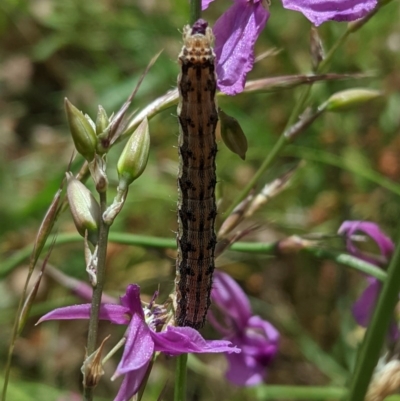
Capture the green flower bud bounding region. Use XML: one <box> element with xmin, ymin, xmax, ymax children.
<box><xmin>66</xmin><ymin>172</ymin><xmax>100</xmax><ymax>245</ymax></box>
<box><xmin>95</xmin><ymin>105</ymin><xmax>109</xmax><ymax>136</ymax></box>
<box><xmin>65</xmin><ymin>98</ymin><xmax>97</xmax><ymax>161</ymax></box>
<box><xmin>117</xmin><ymin>118</ymin><xmax>150</xmax><ymax>190</ymax></box>
<box><xmin>219</xmin><ymin>109</ymin><xmax>248</xmax><ymax>160</ymax></box>
<box><xmin>322</xmin><ymin>89</ymin><xmax>382</xmax><ymax>112</ymax></box>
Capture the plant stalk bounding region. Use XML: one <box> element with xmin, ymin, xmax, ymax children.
<box><xmin>224</xmin><ymin>3</ymin><xmax>384</xmax><ymax>218</ymax></box>
<box><xmin>83</xmin><ymin>191</ymin><xmax>109</xmax><ymax>401</ymax></box>
<box><xmin>346</xmin><ymin>228</ymin><xmax>400</xmax><ymax>401</ymax></box>
<box><xmin>190</xmin><ymin>0</ymin><xmax>201</xmax><ymax>25</ymax></box>
<box><xmin>174</xmin><ymin>353</ymin><xmax>188</xmax><ymax>401</ymax></box>
<box><xmin>2</xmin><ymin>233</ymin><xmax>387</xmax><ymax>282</ymax></box>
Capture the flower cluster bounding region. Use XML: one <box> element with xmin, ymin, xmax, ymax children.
<box><xmin>203</xmin><ymin>0</ymin><xmax>378</xmax><ymax>95</ymax></box>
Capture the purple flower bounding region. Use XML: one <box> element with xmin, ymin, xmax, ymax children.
<box><xmin>281</xmin><ymin>0</ymin><xmax>378</xmax><ymax>26</ymax></box>
<box><xmin>338</xmin><ymin>220</ymin><xmax>394</xmax><ymax>265</ymax></box>
<box><xmin>203</xmin><ymin>0</ymin><xmax>377</xmax><ymax>94</ymax></box>
<box><xmin>38</xmin><ymin>284</ymin><xmax>240</xmax><ymax>401</ymax></box>
<box><xmin>203</xmin><ymin>0</ymin><xmax>270</xmax><ymax>95</ymax></box>
<box><xmin>338</xmin><ymin>221</ymin><xmax>398</xmax><ymax>341</ymax></box>
<box><xmin>210</xmin><ymin>271</ymin><xmax>279</xmax><ymax>386</ymax></box>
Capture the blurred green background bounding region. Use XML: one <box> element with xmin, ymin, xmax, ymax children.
<box><xmin>1</xmin><ymin>0</ymin><xmax>400</xmax><ymax>400</ymax></box>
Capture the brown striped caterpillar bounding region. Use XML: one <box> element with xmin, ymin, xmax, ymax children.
<box><xmin>175</xmin><ymin>20</ymin><xmax>218</xmax><ymax>329</ymax></box>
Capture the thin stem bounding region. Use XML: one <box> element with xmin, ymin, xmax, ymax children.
<box><xmin>303</xmin><ymin>247</ymin><xmax>387</xmax><ymax>282</ymax></box>
<box><xmin>285</xmin><ymin>145</ymin><xmax>400</xmax><ymax>197</ymax></box>
<box><xmin>317</xmin><ymin>30</ymin><xmax>351</xmax><ymax>73</ymax></box>
<box><xmin>225</xmin><ymin>134</ymin><xmax>287</xmax><ymax>217</ymax></box>
<box><xmin>319</xmin><ymin>0</ymin><xmax>395</xmax><ymax>74</ymax></box>
<box><xmin>1</xmin><ymin>282</ymin><xmax>29</xmax><ymax>401</ymax></box>
<box><xmin>1</xmin><ymin>241</ymin><xmax>48</xmax><ymax>400</ymax></box>
<box><xmin>1</xmin><ymin>233</ymin><xmax>387</xmax><ymax>282</ymax></box>
<box><xmin>285</xmin><ymin>85</ymin><xmax>312</xmax><ymax>129</ymax></box>
<box><xmin>253</xmin><ymin>385</ymin><xmax>347</xmax><ymax>400</ymax></box>
<box><xmin>174</xmin><ymin>354</ymin><xmax>188</xmax><ymax>401</ymax></box>
<box><xmin>224</xmin><ymin>6</ymin><xmax>381</xmax><ymax>218</ymax></box>
<box><xmin>83</xmin><ymin>191</ymin><xmax>109</xmax><ymax>401</ymax></box>
<box><xmin>346</xmin><ymin>228</ymin><xmax>400</xmax><ymax>401</ymax></box>
<box><xmin>190</xmin><ymin>0</ymin><xmax>201</xmax><ymax>25</ymax></box>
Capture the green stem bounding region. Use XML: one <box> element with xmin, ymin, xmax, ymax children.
<box><xmin>1</xmin><ymin>283</ymin><xmax>28</xmax><ymax>401</ymax></box>
<box><xmin>174</xmin><ymin>354</ymin><xmax>188</xmax><ymax>401</ymax></box>
<box><xmin>346</xmin><ymin>229</ymin><xmax>400</xmax><ymax>401</ymax></box>
<box><xmin>253</xmin><ymin>385</ymin><xmax>347</xmax><ymax>400</ymax></box>
<box><xmin>190</xmin><ymin>0</ymin><xmax>201</xmax><ymax>25</ymax></box>
<box><xmin>1</xmin><ymin>233</ymin><xmax>387</xmax><ymax>282</ymax></box>
<box><xmin>285</xmin><ymin>145</ymin><xmax>400</xmax><ymax>197</ymax></box>
<box><xmin>83</xmin><ymin>191</ymin><xmax>109</xmax><ymax>401</ymax></box>
<box><xmin>225</xmin><ymin>134</ymin><xmax>287</xmax><ymax>217</ymax></box>
<box><xmin>316</xmin><ymin>0</ymin><xmax>394</xmax><ymax>74</ymax></box>
<box><xmin>317</xmin><ymin>30</ymin><xmax>351</xmax><ymax>73</ymax></box>
<box><xmin>304</xmin><ymin>247</ymin><xmax>387</xmax><ymax>282</ymax></box>
<box><xmin>224</xmin><ymin>5</ymin><xmax>381</xmax><ymax>218</ymax></box>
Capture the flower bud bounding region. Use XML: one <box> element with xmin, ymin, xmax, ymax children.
<box><xmin>65</xmin><ymin>98</ymin><xmax>97</xmax><ymax>161</ymax></box>
<box><xmin>117</xmin><ymin>118</ymin><xmax>150</xmax><ymax>190</ymax></box>
<box><xmin>219</xmin><ymin>109</ymin><xmax>248</xmax><ymax>160</ymax></box>
<box><xmin>95</xmin><ymin>105</ymin><xmax>111</xmax><ymax>154</ymax></box>
<box><xmin>322</xmin><ymin>89</ymin><xmax>382</xmax><ymax>112</ymax></box>
<box><xmin>95</xmin><ymin>105</ymin><xmax>109</xmax><ymax>136</ymax></box>
<box><xmin>66</xmin><ymin>172</ymin><xmax>100</xmax><ymax>245</ymax></box>
<box><xmin>88</xmin><ymin>155</ymin><xmax>108</xmax><ymax>194</ymax></box>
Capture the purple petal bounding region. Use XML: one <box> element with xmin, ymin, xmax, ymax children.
<box><xmin>207</xmin><ymin>310</ymin><xmax>232</xmax><ymax>337</ymax></box>
<box><xmin>213</xmin><ymin>0</ymin><xmax>269</xmax><ymax>95</ymax></box>
<box><xmin>247</xmin><ymin>316</ymin><xmax>280</xmax><ymax>347</ymax></box>
<box><xmin>120</xmin><ymin>284</ymin><xmax>144</xmax><ymax>319</ymax></box>
<box><xmin>202</xmin><ymin>0</ymin><xmax>214</xmax><ymax>10</ymax></box>
<box><xmin>37</xmin><ymin>304</ymin><xmax>130</xmax><ymax>325</ymax></box>
<box><xmin>73</xmin><ymin>282</ymin><xmax>117</xmax><ymax>304</ymax></box>
<box><xmin>114</xmin><ymin>314</ymin><xmax>154</xmax><ymax>377</ymax></box>
<box><xmin>352</xmin><ymin>277</ymin><xmax>400</xmax><ymax>342</ymax></box>
<box><xmin>225</xmin><ymin>351</ymin><xmax>266</xmax><ymax>386</ymax></box>
<box><xmin>112</xmin><ymin>364</ymin><xmax>149</xmax><ymax>401</ymax></box>
<box><xmin>352</xmin><ymin>277</ymin><xmax>380</xmax><ymax>327</ymax></box>
<box><xmin>389</xmin><ymin>322</ymin><xmax>400</xmax><ymax>343</ymax></box>
<box><xmin>282</xmin><ymin>0</ymin><xmax>377</xmax><ymax>26</ymax></box>
<box><xmin>232</xmin><ymin>318</ymin><xmax>279</xmax><ymax>361</ymax></box>
<box><xmin>339</xmin><ymin>221</ymin><xmax>394</xmax><ymax>264</ymax></box>
<box><xmin>152</xmin><ymin>326</ymin><xmax>240</xmax><ymax>356</ymax></box>
<box><xmin>223</xmin><ymin>316</ymin><xmax>279</xmax><ymax>386</ymax></box>
<box><xmin>212</xmin><ymin>271</ymin><xmax>252</xmax><ymax>327</ymax></box>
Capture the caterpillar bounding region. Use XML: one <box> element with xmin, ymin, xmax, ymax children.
<box><xmin>175</xmin><ymin>19</ymin><xmax>218</xmax><ymax>329</ymax></box>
